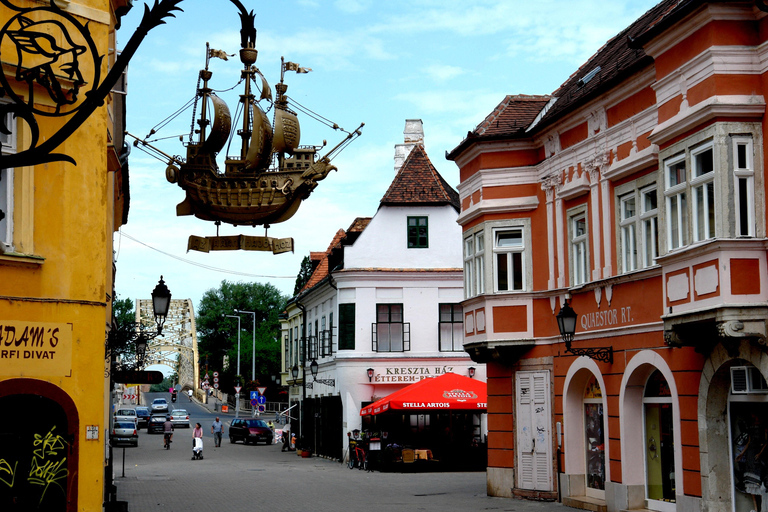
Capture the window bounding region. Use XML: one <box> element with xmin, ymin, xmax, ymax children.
<box><xmin>463</xmin><ymin>231</ymin><xmax>484</xmax><ymax>298</ymax></box>
<box><xmin>438</xmin><ymin>304</ymin><xmax>463</xmax><ymax>351</ymax></box>
<box><xmin>570</xmin><ymin>212</ymin><xmax>588</xmax><ymax>285</ymax></box>
<box><xmin>338</xmin><ymin>304</ymin><xmax>355</xmax><ymax>350</ymax></box>
<box><xmin>619</xmin><ymin>194</ymin><xmax>637</xmax><ymax>272</ymax></box>
<box><xmin>0</xmin><ymin>109</ymin><xmax>15</xmax><ymax>251</ymax></box>
<box><xmin>372</xmin><ymin>304</ymin><xmax>410</xmax><ymax>352</ymax></box>
<box><xmin>407</xmin><ymin>216</ymin><xmax>428</xmax><ymax>248</ymax></box>
<box><xmin>320</xmin><ymin>316</ymin><xmax>332</xmax><ymax>357</ymax></box>
<box><xmin>691</xmin><ymin>143</ymin><xmax>715</xmax><ymax>242</ymax></box>
<box><xmin>616</xmin><ymin>181</ymin><xmax>659</xmax><ymax>273</ymax></box>
<box><xmin>285</xmin><ymin>331</ymin><xmax>290</xmax><ymax>371</ymax></box>
<box><xmin>733</xmin><ymin>136</ymin><xmax>755</xmax><ymax>237</ymax></box>
<box><xmin>640</xmin><ymin>186</ymin><xmax>659</xmax><ymax>267</ymax></box>
<box><xmin>665</xmin><ymin>154</ymin><xmax>688</xmax><ymax>250</ymax></box>
<box><xmin>494</xmin><ymin>228</ymin><xmax>524</xmax><ymax>292</ymax></box>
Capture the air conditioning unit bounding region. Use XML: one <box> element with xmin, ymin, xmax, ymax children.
<box><xmin>731</xmin><ymin>366</ymin><xmax>768</xmax><ymax>394</ymax></box>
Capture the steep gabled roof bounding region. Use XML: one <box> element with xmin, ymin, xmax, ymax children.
<box><xmin>380</xmin><ymin>145</ymin><xmax>460</xmax><ymax>211</ymax></box>
<box><xmin>299</xmin><ymin>229</ymin><xmax>347</xmax><ymax>294</ymax></box>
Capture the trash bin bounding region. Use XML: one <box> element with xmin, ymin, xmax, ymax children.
<box><xmin>221</xmin><ymin>405</ymin><xmax>229</xmax><ymax>413</ymax></box>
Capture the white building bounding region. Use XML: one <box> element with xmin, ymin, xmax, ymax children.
<box><xmin>281</xmin><ymin>120</ymin><xmax>485</xmax><ymax>460</ymax></box>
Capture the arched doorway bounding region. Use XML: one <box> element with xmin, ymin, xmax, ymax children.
<box><xmin>0</xmin><ymin>379</ymin><xmax>79</xmax><ymax>511</ymax></box>
<box><xmin>643</xmin><ymin>370</ymin><xmax>676</xmax><ymax>505</ymax></box>
<box><xmin>584</xmin><ymin>375</ymin><xmax>606</xmax><ymax>499</ymax></box>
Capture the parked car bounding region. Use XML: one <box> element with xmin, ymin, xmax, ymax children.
<box><xmin>229</xmin><ymin>418</ymin><xmax>273</xmax><ymax>445</ymax></box>
<box><xmin>135</xmin><ymin>406</ymin><xmax>150</xmax><ymax>429</ymax></box>
<box><xmin>169</xmin><ymin>409</ymin><xmax>189</xmax><ymax>428</ymax></box>
<box><xmin>111</xmin><ymin>421</ymin><xmax>138</xmax><ymax>447</ymax></box>
<box><xmin>147</xmin><ymin>414</ymin><xmax>167</xmax><ymax>434</ymax></box>
<box><xmin>114</xmin><ymin>407</ymin><xmax>137</xmax><ymax>425</ymax></box>
<box><xmin>151</xmin><ymin>398</ymin><xmax>168</xmax><ymax>413</ymax></box>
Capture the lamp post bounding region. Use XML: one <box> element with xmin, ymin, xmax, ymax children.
<box><xmin>224</xmin><ymin>314</ymin><xmax>241</xmax><ymax>417</ymax></box>
<box><xmin>367</xmin><ymin>368</ymin><xmax>374</xmax><ymax>382</ymax></box>
<box><xmin>468</xmin><ymin>367</ymin><xmax>476</xmax><ymax>379</ymax></box>
<box><xmin>309</xmin><ymin>359</ymin><xmax>335</xmax><ymax>387</ymax></box>
<box><xmin>234</xmin><ymin>309</ymin><xmax>256</xmax><ymax>382</ymax></box>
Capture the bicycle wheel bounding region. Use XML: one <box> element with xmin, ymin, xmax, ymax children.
<box><xmin>348</xmin><ymin>454</ymin><xmax>355</xmax><ymax>469</ymax></box>
<box><xmin>362</xmin><ymin>453</ymin><xmax>368</xmax><ymax>471</ymax></box>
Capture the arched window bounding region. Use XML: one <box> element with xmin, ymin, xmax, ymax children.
<box><xmin>644</xmin><ymin>370</ymin><xmax>675</xmax><ymax>503</ymax></box>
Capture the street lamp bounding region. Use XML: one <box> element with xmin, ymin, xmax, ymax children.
<box><xmin>309</xmin><ymin>359</ymin><xmax>335</xmax><ymax>387</ymax></box>
<box><xmin>556</xmin><ymin>295</ymin><xmax>613</xmax><ymax>364</ymax></box>
<box><xmin>224</xmin><ymin>314</ymin><xmax>241</xmax><ymax>417</ymax></box>
<box><xmin>468</xmin><ymin>367</ymin><xmax>476</xmax><ymax>379</ymax></box>
<box><xmin>367</xmin><ymin>368</ymin><xmax>374</xmax><ymax>382</ymax></box>
<box><xmin>291</xmin><ymin>365</ymin><xmax>299</xmax><ymax>381</ymax></box>
<box><xmin>234</xmin><ymin>309</ymin><xmax>256</xmax><ymax>382</ymax></box>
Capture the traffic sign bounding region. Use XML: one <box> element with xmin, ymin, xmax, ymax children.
<box><xmin>202</xmin><ymin>382</ymin><xmax>209</xmax><ymax>390</ymax></box>
<box><xmin>256</xmin><ymin>395</ymin><xmax>266</xmax><ymax>405</ymax></box>
<box><xmin>213</xmin><ymin>371</ymin><xmax>219</xmax><ymax>377</ymax></box>
<box><xmin>250</xmin><ymin>391</ymin><xmax>258</xmax><ymax>400</ymax></box>
<box><xmin>257</xmin><ymin>387</ymin><xmax>267</xmax><ymax>395</ymax></box>
<box><xmin>213</xmin><ymin>377</ymin><xmax>219</xmax><ymax>383</ymax></box>
<box><xmin>122</xmin><ymin>394</ymin><xmax>137</xmax><ymax>400</ymax></box>
<box><xmin>204</xmin><ymin>373</ymin><xmax>209</xmax><ymax>380</ymax></box>
<box><xmin>234</xmin><ymin>386</ymin><xmax>242</xmax><ymax>394</ymax></box>
<box><xmin>213</xmin><ymin>383</ymin><xmax>219</xmax><ymax>389</ymax></box>
<box><xmin>257</xmin><ymin>404</ymin><xmax>266</xmax><ymax>413</ymax></box>
<box><xmin>250</xmin><ymin>399</ymin><xmax>259</xmax><ymax>407</ymax></box>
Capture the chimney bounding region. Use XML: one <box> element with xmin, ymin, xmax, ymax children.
<box><xmin>394</xmin><ymin>119</ymin><xmax>424</xmax><ymax>173</ymax></box>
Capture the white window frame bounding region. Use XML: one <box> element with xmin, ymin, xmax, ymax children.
<box><xmin>493</xmin><ymin>227</ymin><xmax>525</xmax><ymax>292</ymax></box>
<box><xmin>463</xmin><ymin>231</ymin><xmax>485</xmax><ymax>298</ymax></box>
<box><xmin>690</xmin><ymin>142</ymin><xmax>715</xmax><ymax>242</ymax></box>
<box><xmin>0</xmin><ymin>109</ymin><xmax>15</xmax><ymax>252</ymax></box>
<box><xmin>569</xmin><ymin>209</ymin><xmax>588</xmax><ymax>286</ymax></box>
<box><xmin>664</xmin><ymin>154</ymin><xmax>688</xmax><ymax>251</ymax></box>
<box><xmin>619</xmin><ymin>193</ymin><xmax>637</xmax><ymax>272</ymax></box>
<box><xmin>733</xmin><ymin>135</ymin><xmax>755</xmax><ymax>237</ymax></box>
<box><xmin>640</xmin><ymin>185</ymin><xmax>659</xmax><ymax>268</ymax></box>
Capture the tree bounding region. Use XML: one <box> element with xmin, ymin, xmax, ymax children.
<box><xmin>293</xmin><ymin>255</ymin><xmax>313</xmax><ymax>295</ymax></box>
<box><xmin>108</xmin><ymin>297</ymin><xmax>139</xmax><ymax>369</ymax></box>
<box><xmin>196</xmin><ymin>281</ymin><xmax>287</xmax><ymax>394</ymax></box>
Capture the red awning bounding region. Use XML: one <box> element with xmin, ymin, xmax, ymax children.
<box><xmin>360</xmin><ymin>372</ymin><xmax>487</xmax><ymax>416</ymax></box>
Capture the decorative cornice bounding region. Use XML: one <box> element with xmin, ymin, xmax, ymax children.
<box><xmin>602</xmin><ymin>144</ymin><xmax>659</xmax><ymax>181</ymax></box>
<box><xmin>457</xmin><ymin>196</ymin><xmax>540</xmax><ymax>225</ymax></box>
<box><xmin>649</xmin><ymin>95</ymin><xmax>766</xmax><ymax>145</ymax></box>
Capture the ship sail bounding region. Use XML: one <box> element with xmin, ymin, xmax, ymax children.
<box><xmin>272</xmin><ymin>106</ymin><xmax>300</xmax><ymax>154</ymax></box>
<box><xmin>244</xmin><ymin>102</ymin><xmax>273</xmax><ymax>170</ymax></box>
<box><xmin>200</xmin><ymin>93</ymin><xmax>231</xmax><ymax>156</ymax></box>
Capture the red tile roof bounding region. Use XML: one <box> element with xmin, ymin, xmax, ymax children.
<box><xmin>448</xmin><ymin>0</ymin><xmax>689</xmax><ymax>160</ymax></box>
<box><xmin>380</xmin><ymin>145</ymin><xmax>459</xmax><ymax>211</ymax></box>
<box><xmin>299</xmin><ymin>229</ymin><xmax>347</xmax><ymax>293</ymax></box>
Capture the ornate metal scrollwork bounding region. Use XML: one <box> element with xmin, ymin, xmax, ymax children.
<box><xmin>564</xmin><ymin>345</ymin><xmax>613</xmax><ymax>364</ymax></box>
<box><xmin>0</xmin><ymin>0</ymin><xmax>254</xmax><ymax>168</ymax></box>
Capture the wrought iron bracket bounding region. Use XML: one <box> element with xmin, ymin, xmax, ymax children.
<box><xmin>312</xmin><ymin>377</ymin><xmax>335</xmax><ymax>387</ymax></box>
<box><xmin>0</xmin><ymin>0</ymin><xmax>254</xmax><ymax>168</ymax></box>
<box><xmin>564</xmin><ymin>345</ymin><xmax>613</xmax><ymax>364</ymax></box>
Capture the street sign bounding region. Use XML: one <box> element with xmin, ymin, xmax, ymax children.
<box><xmin>257</xmin><ymin>404</ymin><xmax>266</xmax><ymax>413</ymax></box>
<box><xmin>204</xmin><ymin>373</ymin><xmax>209</xmax><ymax>380</ymax></box>
<box><xmin>250</xmin><ymin>399</ymin><xmax>258</xmax><ymax>407</ymax></box>
<box><xmin>202</xmin><ymin>382</ymin><xmax>209</xmax><ymax>390</ymax></box>
<box><xmin>213</xmin><ymin>371</ymin><xmax>219</xmax><ymax>377</ymax></box>
<box><xmin>112</xmin><ymin>370</ymin><xmax>164</xmax><ymax>385</ymax></box>
<box><xmin>250</xmin><ymin>391</ymin><xmax>258</xmax><ymax>400</ymax></box>
<box><xmin>122</xmin><ymin>394</ymin><xmax>137</xmax><ymax>400</ymax></box>
<box><xmin>256</xmin><ymin>395</ymin><xmax>266</xmax><ymax>405</ymax></box>
<box><xmin>213</xmin><ymin>377</ymin><xmax>219</xmax><ymax>383</ymax></box>
<box><xmin>257</xmin><ymin>386</ymin><xmax>267</xmax><ymax>395</ymax></box>
<box><xmin>213</xmin><ymin>383</ymin><xmax>219</xmax><ymax>389</ymax></box>
<box><xmin>234</xmin><ymin>386</ymin><xmax>242</xmax><ymax>394</ymax></box>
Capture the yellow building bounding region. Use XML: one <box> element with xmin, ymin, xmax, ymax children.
<box><xmin>0</xmin><ymin>1</ymin><xmax>132</xmax><ymax>510</ymax></box>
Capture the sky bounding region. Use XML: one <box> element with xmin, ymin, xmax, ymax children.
<box><xmin>114</xmin><ymin>0</ymin><xmax>661</xmax><ymax>309</ymax></box>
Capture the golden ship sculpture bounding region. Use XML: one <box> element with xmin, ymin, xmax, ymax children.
<box><xmin>130</xmin><ymin>31</ymin><xmax>363</xmax><ymax>232</ymax></box>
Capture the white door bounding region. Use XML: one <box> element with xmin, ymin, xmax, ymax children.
<box><xmin>516</xmin><ymin>371</ymin><xmax>553</xmax><ymax>491</ymax></box>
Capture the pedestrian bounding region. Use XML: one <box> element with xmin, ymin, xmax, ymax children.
<box><xmin>193</xmin><ymin>422</ymin><xmax>203</xmax><ymax>448</ymax></box>
<box><xmin>281</xmin><ymin>428</ymin><xmax>290</xmax><ymax>451</ymax></box>
<box><xmin>211</xmin><ymin>417</ymin><xmax>223</xmax><ymax>447</ymax></box>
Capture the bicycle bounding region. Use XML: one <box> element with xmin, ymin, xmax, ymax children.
<box><xmin>348</xmin><ymin>440</ymin><xmax>367</xmax><ymax>470</ymax></box>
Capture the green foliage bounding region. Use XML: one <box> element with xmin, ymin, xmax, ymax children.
<box><xmin>150</xmin><ymin>376</ymin><xmax>176</xmax><ymax>392</ymax></box>
<box><xmin>196</xmin><ymin>281</ymin><xmax>287</xmax><ymax>394</ymax></box>
<box><xmin>293</xmin><ymin>255</ymin><xmax>313</xmax><ymax>295</ymax></box>
<box><xmin>109</xmin><ymin>297</ymin><xmax>138</xmax><ymax>364</ymax></box>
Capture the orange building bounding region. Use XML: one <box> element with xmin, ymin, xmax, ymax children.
<box><xmin>448</xmin><ymin>1</ymin><xmax>768</xmax><ymax>511</ymax></box>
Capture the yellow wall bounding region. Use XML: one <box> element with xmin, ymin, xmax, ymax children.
<box><xmin>0</xmin><ymin>1</ymin><xmax>124</xmax><ymax>509</ymax></box>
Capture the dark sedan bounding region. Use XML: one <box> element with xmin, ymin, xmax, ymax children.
<box><xmin>229</xmin><ymin>418</ymin><xmax>273</xmax><ymax>445</ymax></box>
<box><xmin>147</xmin><ymin>414</ymin><xmax>167</xmax><ymax>434</ymax></box>
<box><xmin>135</xmin><ymin>406</ymin><xmax>150</xmax><ymax>429</ymax></box>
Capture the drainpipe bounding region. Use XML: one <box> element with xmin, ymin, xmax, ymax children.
<box><xmin>296</xmin><ymin>301</ymin><xmax>307</xmax><ymax>444</ymax></box>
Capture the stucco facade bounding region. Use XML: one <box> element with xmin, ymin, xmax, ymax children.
<box><xmin>0</xmin><ymin>1</ymin><xmax>130</xmax><ymax>510</ymax></box>
<box><xmin>448</xmin><ymin>2</ymin><xmax>768</xmax><ymax>511</ymax></box>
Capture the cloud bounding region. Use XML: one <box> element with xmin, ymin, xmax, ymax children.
<box><xmin>425</xmin><ymin>64</ymin><xmax>465</xmax><ymax>82</ymax></box>
<box><xmin>334</xmin><ymin>0</ymin><xmax>373</xmax><ymax>14</ymax></box>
